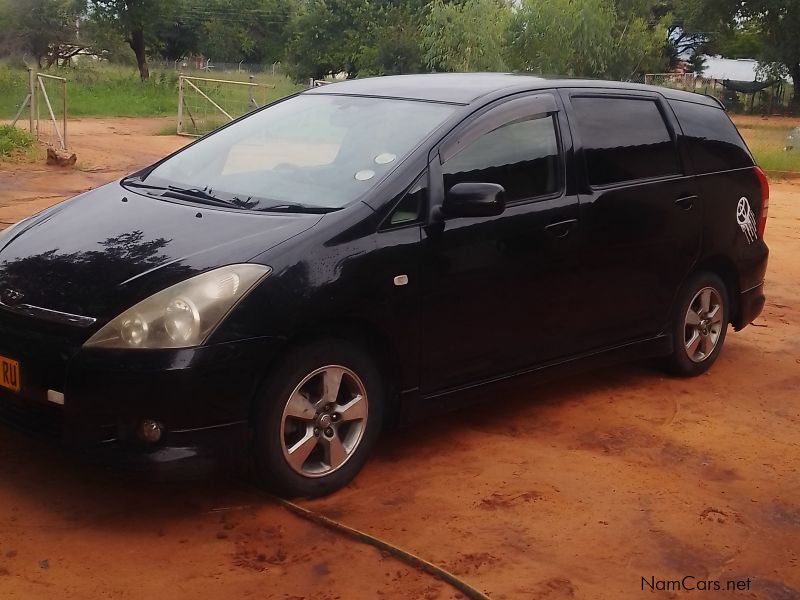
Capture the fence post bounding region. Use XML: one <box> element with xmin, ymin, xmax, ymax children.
<box><xmin>28</xmin><ymin>68</ymin><xmax>36</xmax><ymax>136</ymax></box>
<box><xmin>177</xmin><ymin>74</ymin><xmax>184</xmax><ymax>135</ymax></box>
<box><xmin>62</xmin><ymin>77</ymin><xmax>67</xmax><ymax>149</ymax></box>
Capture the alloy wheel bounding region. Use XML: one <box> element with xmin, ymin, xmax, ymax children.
<box><xmin>279</xmin><ymin>365</ymin><xmax>368</xmax><ymax>478</ymax></box>
<box><xmin>684</xmin><ymin>287</ymin><xmax>724</xmax><ymax>363</ymax></box>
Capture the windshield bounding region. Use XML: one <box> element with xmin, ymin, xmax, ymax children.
<box><xmin>140</xmin><ymin>94</ymin><xmax>456</xmax><ymax>211</ymax></box>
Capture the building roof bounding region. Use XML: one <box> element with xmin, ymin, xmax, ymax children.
<box><xmin>701</xmin><ymin>56</ymin><xmax>760</xmax><ymax>81</ymax></box>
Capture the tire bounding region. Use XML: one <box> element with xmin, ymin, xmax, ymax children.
<box><xmin>251</xmin><ymin>338</ymin><xmax>384</xmax><ymax>498</ymax></box>
<box><xmin>666</xmin><ymin>272</ymin><xmax>730</xmax><ymax>377</ymax></box>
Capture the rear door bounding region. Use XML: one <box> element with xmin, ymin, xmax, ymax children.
<box><xmin>667</xmin><ymin>99</ymin><xmax>767</xmax><ymax>294</ymax></box>
<box><xmin>419</xmin><ymin>92</ymin><xmax>584</xmax><ymax>393</ymax></box>
<box><xmin>560</xmin><ymin>90</ymin><xmax>701</xmax><ymax>348</ymax></box>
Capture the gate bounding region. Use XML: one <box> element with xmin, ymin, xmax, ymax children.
<box><xmin>12</xmin><ymin>69</ymin><xmax>68</xmax><ymax>150</ymax></box>
<box><xmin>177</xmin><ymin>75</ymin><xmax>274</xmax><ymax>137</ymax></box>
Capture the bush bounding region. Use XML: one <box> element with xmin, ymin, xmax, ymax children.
<box><xmin>0</xmin><ymin>63</ymin><xmax>31</xmax><ymax>119</ymax></box>
<box><xmin>0</xmin><ymin>125</ymin><xmax>36</xmax><ymax>158</ymax></box>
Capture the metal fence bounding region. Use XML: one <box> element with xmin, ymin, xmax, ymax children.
<box><xmin>643</xmin><ymin>73</ymin><xmax>794</xmax><ymax>114</ymax></box>
<box><xmin>732</xmin><ymin>115</ymin><xmax>800</xmax><ymax>175</ymax></box>
<box><xmin>308</xmin><ymin>79</ymin><xmax>334</xmax><ymax>88</ymax></box>
<box><xmin>642</xmin><ymin>73</ymin><xmax>719</xmax><ymax>94</ymax></box>
<box><xmin>153</xmin><ymin>59</ymin><xmax>284</xmax><ymax>76</ymax></box>
<box><xmin>177</xmin><ymin>74</ymin><xmax>275</xmax><ymax>136</ymax></box>
<box><xmin>11</xmin><ymin>69</ymin><xmax>68</xmax><ymax>150</ymax></box>
<box><xmin>643</xmin><ymin>73</ymin><xmax>800</xmax><ymax>175</ymax></box>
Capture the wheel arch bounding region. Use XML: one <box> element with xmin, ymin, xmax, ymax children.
<box><xmin>691</xmin><ymin>255</ymin><xmax>742</xmax><ymax>329</ymax></box>
<box><xmin>249</xmin><ymin>317</ymin><xmax>406</xmax><ymax>428</ymax></box>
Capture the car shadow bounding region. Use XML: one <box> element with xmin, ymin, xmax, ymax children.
<box><xmin>374</xmin><ymin>358</ymin><xmax>668</xmax><ymax>463</ymax></box>
<box><xmin>0</xmin><ymin>427</ymin><xmax>253</xmax><ymax>530</ymax></box>
<box><xmin>0</xmin><ymin>346</ymin><xmax>748</xmax><ymax>529</ymax></box>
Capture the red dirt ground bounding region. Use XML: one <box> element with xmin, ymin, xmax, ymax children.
<box><xmin>0</xmin><ymin>118</ymin><xmax>798</xmax><ymax>599</ymax></box>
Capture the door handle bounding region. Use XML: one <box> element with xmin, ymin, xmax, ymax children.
<box><xmin>674</xmin><ymin>195</ymin><xmax>697</xmax><ymax>210</ymax></box>
<box><xmin>544</xmin><ymin>218</ymin><xmax>578</xmax><ymax>238</ymax></box>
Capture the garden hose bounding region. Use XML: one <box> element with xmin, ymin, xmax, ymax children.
<box><xmin>269</xmin><ymin>494</ymin><xmax>492</xmax><ymax>600</ymax></box>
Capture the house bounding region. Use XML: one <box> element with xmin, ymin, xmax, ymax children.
<box><xmin>700</xmin><ymin>56</ymin><xmax>760</xmax><ymax>81</ymax></box>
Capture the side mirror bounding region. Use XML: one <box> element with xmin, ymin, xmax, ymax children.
<box><xmin>442</xmin><ymin>182</ymin><xmax>506</xmax><ymax>219</ymax></box>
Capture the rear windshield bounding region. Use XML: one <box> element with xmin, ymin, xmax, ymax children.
<box><xmin>142</xmin><ymin>94</ymin><xmax>456</xmax><ymax>211</ymax></box>
<box><xmin>669</xmin><ymin>100</ymin><xmax>754</xmax><ymax>174</ymax></box>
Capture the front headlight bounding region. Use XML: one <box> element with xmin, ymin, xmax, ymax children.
<box><xmin>84</xmin><ymin>264</ymin><xmax>271</xmax><ymax>349</ymax></box>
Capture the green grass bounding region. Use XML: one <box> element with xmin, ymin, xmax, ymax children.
<box><xmin>750</xmin><ymin>148</ymin><xmax>800</xmax><ymax>174</ymax></box>
<box><xmin>0</xmin><ymin>62</ymin><xmax>303</xmax><ymax>119</ymax></box>
<box><xmin>732</xmin><ymin>116</ymin><xmax>800</xmax><ymax>174</ymax></box>
<box><xmin>154</xmin><ymin>122</ymin><xmax>179</xmax><ymax>136</ymax></box>
<box><xmin>0</xmin><ymin>124</ymin><xmax>37</xmax><ymax>160</ymax></box>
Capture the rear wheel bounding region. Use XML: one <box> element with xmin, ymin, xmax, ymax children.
<box><xmin>252</xmin><ymin>339</ymin><xmax>384</xmax><ymax>497</ymax></box>
<box><xmin>667</xmin><ymin>272</ymin><xmax>729</xmax><ymax>377</ymax></box>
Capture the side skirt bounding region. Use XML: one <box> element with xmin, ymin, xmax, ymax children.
<box><xmin>397</xmin><ymin>334</ymin><xmax>673</xmax><ymax>425</ymax></box>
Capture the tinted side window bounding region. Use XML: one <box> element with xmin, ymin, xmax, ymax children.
<box><xmin>571</xmin><ymin>97</ymin><xmax>681</xmax><ymax>186</ymax></box>
<box><xmin>669</xmin><ymin>100</ymin><xmax>753</xmax><ymax>173</ymax></box>
<box><xmin>443</xmin><ymin>115</ymin><xmax>560</xmax><ymax>203</ymax></box>
<box><xmin>388</xmin><ymin>176</ymin><xmax>426</xmax><ymax>226</ymax></box>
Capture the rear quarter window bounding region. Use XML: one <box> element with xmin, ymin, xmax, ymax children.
<box><xmin>669</xmin><ymin>100</ymin><xmax>754</xmax><ymax>174</ymax></box>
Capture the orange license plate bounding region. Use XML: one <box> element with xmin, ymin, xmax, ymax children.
<box><xmin>0</xmin><ymin>355</ymin><xmax>21</xmax><ymax>393</ymax></box>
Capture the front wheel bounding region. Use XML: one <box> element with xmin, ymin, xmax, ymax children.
<box><xmin>252</xmin><ymin>339</ymin><xmax>384</xmax><ymax>497</ymax></box>
<box><xmin>667</xmin><ymin>272</ymin><xmax>730</xmax><ymax>377</ymax></box>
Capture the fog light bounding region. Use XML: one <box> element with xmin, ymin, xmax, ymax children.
<box><xmin>138</xmin><ymin>420</ymin><xmax>164</xmax><ymax>444</ymax></box>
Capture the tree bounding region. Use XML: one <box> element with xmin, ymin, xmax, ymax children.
<box><xmin>421</xmin><ymin>0</ymin><xmax>511</xmax><ymax>72</ymax></box>
<box><xmin>0</xmin><ymin>0</ymin><xmax>85</xmax><ymax>67</ymax></box>
<box><xmin>735</xmin><ymin>1</ymin><xmax>800</xmax><ymax>106</ymax></box>
<box><xmin>285</xmin><ymin>0</ymin><xmax>371</xmax><ymax>80</ymax></box>
<box><xmin>707</xmin><ymin>25</ymin><xmax>763</xmax><ymax>60</ymax></box>
<box><xmin>685</xmin><ymin>52</ymin><xmax>707</xmax><ymax>74</ymax></box>
<box><xmin>150</xmin><ymin>2</ymin><xmax>200</xmax><ymax>62</ymax></box>
<box><xmin>506</xmin><ymin>0</ymin><xmax>666</xmax><ymax>79</ymax></box>
<box><xmin>356</xmin><ymin>1</ymin><xmax>425</xmax><ymax>75</ymax></box>
<box><xmin>88</xmin><ymin>0</ymin><xmax>178</xmax><ymax>79</ymax></box>
<box><xmin>180</xmin><ymin>0</ymin><xmax>294</xmax><ymax>64</ymax></box>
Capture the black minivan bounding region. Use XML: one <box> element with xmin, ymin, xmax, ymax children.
<box><xmin>0</xmin><ymin>74</ymin><xmax>769</xmax><ymax>496</ymax></box>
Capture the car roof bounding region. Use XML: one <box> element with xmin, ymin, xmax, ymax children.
<box><xmin>304</xmin><ymin>73</ymin><xmax>721</xmax><ymax>107</ymax></box>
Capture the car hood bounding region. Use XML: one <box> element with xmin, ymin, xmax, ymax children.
<box><xmin>0</xmin><ymin>181</ymin><xmax>323</xmax><ymax>322</ymax></box>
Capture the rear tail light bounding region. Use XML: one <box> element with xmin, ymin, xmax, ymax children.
<box><xmin>755</xmin><ymin>166</ymin><xmax>769</xmax><ymax>238</ymax></box>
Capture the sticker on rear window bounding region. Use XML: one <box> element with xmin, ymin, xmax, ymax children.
<box><xmin>736</xmin><ymin>197</ymin><xmax>757</xmax><ymax>244</ymax></box>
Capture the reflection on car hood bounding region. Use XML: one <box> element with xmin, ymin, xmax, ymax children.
<box><xmin>0</xmin><ymin>181</ymin><xmax>323</xmax><ymax>321</ymax></box>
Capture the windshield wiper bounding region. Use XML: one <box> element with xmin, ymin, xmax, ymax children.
<box><xmin>123</xmin><ymin>178</ymin><xmax>238</xmax><ymax>208</ymax></box>
<box><xmin>121</xmin><ymin>177</ymin><xmax>166</xmax><ymax>191</ymax></box>
<box><xmin>123</xmin><ymin>178</ymin><xmax>337</xmax><ymax>213</ymax></box>
<box><xmin>259</xmin><ymin>203</ymin><xmax>339</xmax><ymax>214</ymax></box>
<box><xmin>161</xmin><ymin>185</ymin><xmax>240</xmax><ymax>208</ymax></box>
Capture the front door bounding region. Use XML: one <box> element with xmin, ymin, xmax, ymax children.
<box><xmin>420</xmin><ymin>93</ymin><xmax>583</xmax><ymax>394</ymax></box>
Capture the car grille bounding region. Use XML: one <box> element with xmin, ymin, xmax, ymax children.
<box><xmin>0</xmin><ymin>309</ymin><xmax>86</xmax><ymax>401</ymax></box>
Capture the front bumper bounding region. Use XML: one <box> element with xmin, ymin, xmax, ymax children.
<box><xmin>0</xmin><ymin>313</ymin><xmax>285</xmax><ymax>473</ymax></box>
